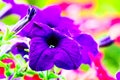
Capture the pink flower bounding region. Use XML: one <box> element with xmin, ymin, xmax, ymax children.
<box><xmin>0</xmin><ymin>58</ymin><xmax>15</xmax><ymax>79</ymax></box>
<box><xmin>24</xmin><ymin>74</ymin><xmax>42</xmax><ymax>80</ymax></box>
<box><xmin>89</xmin><ymin>53</ymin><xmax>115</xmax><ymax>80</ymax></box>
<box><xmin>1</xmin><ymin>58</ymin><xmax>15</xmax><ymax>69</ymax></box>
<box><xmin>0</xmin><ymin>67</ymin><xmax>5</xmax><ymax>78</ymax></box>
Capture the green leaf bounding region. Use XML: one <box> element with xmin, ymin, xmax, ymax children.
<box><xmin>0</xmin><ymin>54</ymin><xmax>9</xmax><ymax>60</ymax></box>
<box><xmin>38</xmin><ymin>72</ymin><xmax>44</xmax><ymax>78</ymax></box>
<box><xmin>3</xmin><ymin>27</ymin><xmax>9</xmax><ymax>41</ymax></box>
<box><xmin>0</xmin><ymin>33</ymin><xmax>3</xmax><ymax>41</ymax></box>
<box><xmin>95</xmin><ymin>0</ymin><xmax>120</xmax><ymax>16</ymax></box>
<box><xmin>48</xmin><ymin>72</ymin><xmax>58</xmax><ymax>79</ymax></box>
<box><xmin>3</xmin><ymin>27</ymin><xmax>16</xmax><ymax>41</ymax></box>
<box><xmin>5</xmin><ymin>70</ymin><xmax>12</xmax><ymax>77</ymax></box>
<box><xmin>7</xmin><ymin>32</ymin><xmax>16</xmax><ymax>40</ymax></box>
<box><xmin>102</xmin><ymin>44</ymin><xmax>120</xmax><ymax>75</ymax></box>
<box><xmin>27</xmin><ymin>0</ymin><xmax>48</xmax><ymax>8</ymax></box>
<box><xmin>5</xmin><ymin>65</ymin><xmax>13</xmax><ymax>77</ymax></box>
<box><xmin>14</xmin><ymin>54</ymin><xmax>26</xmax><ymax>66</ymax></box>
<box><xmin>0</xmin><ymin>0</ymin><xmax>5</xmax><ymax>9</ymax></box>
<box><xmin>0</xmin><ymin>14</ymin><xmax>19</xmax><ymax>25</ymax></box>
<box><xmin>14</xmin><ymin>72</ymin><xmax>24</xmax><ymax>78</ymax></box>
<box><xmin>0</xmin><ymin>61</ymin><xmax>6</xmax><ymax>67</ymax></box>
<box><xmin>25</xmin><ymin>70</ymin><xmax>36</xmax><ymax>75</ymax></box>
<box><xmin>0</xmin><ymin>53</ymin><xmax>15</xmax><ymax>61</ymax></box>
<box><xmin>8</xmin><ymin>53</ymin><xmax>15</xmax><ymax>59</ymax></box>
<box><xmin>13</xmin><ymin>64</ymin><xmax>26</xmax><ymax>78</ymax></box>
<box><xmin>14</xmin><ymin>64</ymin><xmax>20</xmax><ymax>71</ymax></box>
<box><xmin>80</xmin><ymin>64</ymin><xmax>90</xmax><ymax>72</ymax></box>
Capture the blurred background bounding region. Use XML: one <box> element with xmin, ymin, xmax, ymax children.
<box><xmin>0</xmin><ymin>0</ymin><xmax>120</xmax><ymax>79</ymax></box>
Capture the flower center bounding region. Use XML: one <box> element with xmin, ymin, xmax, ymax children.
<box><xmin>46</xmin><ymin>33</ymin><xmax>60</xmax><ymax>48</ymax></box>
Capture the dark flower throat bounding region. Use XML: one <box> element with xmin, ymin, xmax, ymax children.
<box><xmin>46</xmin><ymin>34</ymin><xmax>60</xmax><ymax>48</ymax></box>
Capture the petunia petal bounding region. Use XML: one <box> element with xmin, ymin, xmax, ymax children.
<box><xmin>19</xmin><ymin>22</ymin><xmax>53</xmax><ymax>38</ymax></box>
<box><xmin>54</xmin><ymin>48</ymin><xmax>79</xmax><ymax>69</ymax></box>
<box><xmin>57</xmin><ymin>38</ymin><xmax>82</xmax><ymax>69</ymax></box>
<box><xmin>80</xmin><ymin>49</ymin><xmax>91</xmax><ymax>64</ymax></box>
<box><xmin>29</xmin><ymin>37</ymin><xmax>54</xmax><ymax>71</ymax></box>
<box><xmin>29</xmin><ymin>22</ymin><xmax>53</xmax><ymax>38</ymax></box>
<box><xmin>42</xmin><ymin>5</ymin><xmax>61</xmax><ymax>28</ymax></box>
<box><xmin>73</xmin><ymin>34</ymin><xmax>98</xmax><ymax>64</ymax></box>
<box><xmin>29</xmin><ymin>37</ymin><xmax>48</xmax><ymax>70</ymax></box>
<box><xmin>56</xmin><ymin>17</ymin><xmax>80</xmax><ymax>36</ymax></box>
<box><xmin>12</xmin><ymin>4</ymin><xmax>28</xmax><ymax>19</ymax></box>
<box><xmin>26</xmin><ymin>5</ymin><xmax>61</xmax><ymax>28</ymax></box>
<box><xmin>35</xmin><ymin>48</ymin><xmax>55</xmax><ymax>71</ymax></box>
<box><xmin>43</xmin><ymin>5</ymin><xmax>61</xmax><ymax>18</ymax></box>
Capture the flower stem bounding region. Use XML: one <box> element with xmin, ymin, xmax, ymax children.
<box><xmin>43</xmin><ymin>71</ymin><xmax>49</xmax><ymax>80</ymax></box>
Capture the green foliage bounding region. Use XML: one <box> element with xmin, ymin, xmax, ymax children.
<box><xmin>0</xmin><ymin>53</ymin><xmax>14</xmax><ymax>60</ymax></box>
<box><xmin>3</xmin><ymin>28</ymin><xmax>15</xmax><ymax>41</ymax></box>
<box><xmin>102</xmin><ymin>44</ymin><xmax>120</xmax><ymax>75</ymax></box>
<box><xmin>0</xmin><ymin>32</ymin><xmax>3</xmax><ymax>40</ymax></box>
<box><xmin>13</xmin><ymin>55</ymin><xmax>27</xmax><ymax>78</ymax></box>
<box><xmin>80</xmin><ymin>64</ymin><xmax>90</xmax><ymax>72</ymax></box>
<box><xmin>0</xmin><ymin>61</ymin><xmax>6</xmax><ymax>67</ymax></box>
<box><xmin>0</xmin><ymin>0</ymin><xmax>5</xmax><ymax>9</ymax></box>
<box><xmin>25</xmin><ymin>70</ymin><xmax>37</xmax><ymax>75</ymax></box>
<box><xmin>0</xmin><ymin>27</ymin><xmax>16</xmax><ymax>47</ymax></box>
<box><xmin>0</xmin><ymin>14</ymin><xmax>19</xmax><ymax>25</ymax></box>
<box><xmin>39</xmin><ymin>72</ymin><xmax>44</xmax><ymax>78</ymax></box>
<box><xmin>5</xmin><ymin>65</ymin><xmax>13</xmax><ymax>77</ymax></box>
<box><xmin>14</xmin><ymin>71</ymin><xmax>24</xmax><ymax>78</ymax></box>
<box><xmin>27</xmin><ymin>0</ymin><xmax>48</xmax><ymax>8</ymax></box>
<box><xmin>96</xmin><ymin>0</ymin><xmax>120</xmax><ymax>15</ymax></box>
<box><xmin>48</xmin><ymin>72</ymin><xmax>58</xmax><ymax>79</ymax></box>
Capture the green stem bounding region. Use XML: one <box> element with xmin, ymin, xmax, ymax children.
<box><xmin>43</xmin><ymin>71</ymin><xmax>49</xmax><ymax>80</ymax></box>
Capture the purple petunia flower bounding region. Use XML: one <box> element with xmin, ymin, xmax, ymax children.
<box><xmin>0</xmin><ymin>0</ymin><xmax>28</xmax><ymax>19</ymax></box>
<box><xmin>10</xmin><ymin>42</ymin><xmax>28</xmax><ymax>57</ymax></box>
<box><xmin>15</xmin><ymin>4</ymin><xmax>98</xmax><ymax>66</ymax></box>
<box><xmin>3</xmin><ymin>1</ymin><xmax>99</xmax><ymax>70</ymax></box>
<box><xmin>18</xmin><ymin>5</ymin><xmax>98</xmax><ymax>65</ymax></box>
<box><xmin>116</xmin><ymin>72</ymin><xmax>120</xmax><ymax>80</ymax></box>
<box><xmin>28</xmin><ymin>22</ymin><xmax>82</xmax><ymax>71</ymax></box>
